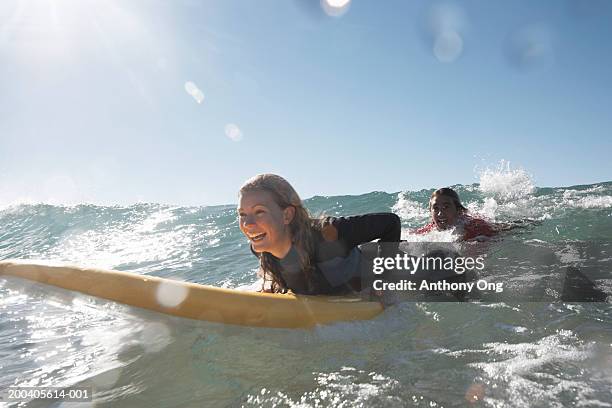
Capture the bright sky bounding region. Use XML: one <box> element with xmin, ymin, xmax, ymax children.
<box><xmin>1</xmin><ymin>0</ymin><xmax>611</xmax><ymax>206</ymax></box>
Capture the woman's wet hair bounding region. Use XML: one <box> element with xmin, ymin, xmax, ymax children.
<box><xmin>430</xmin><ymin>187</ymin><xmax>468</xmax><ymax>212</ymax></box>
<box><xmin>239</xmin><ymin>174</ymin><xmax>320</xmax><ymax>293</ymax></box>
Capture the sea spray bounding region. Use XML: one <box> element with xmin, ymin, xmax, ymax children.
<box><xmin>478</xmin><ymin>160</ymin><xmax>536</xmax><ymax>201</ymax></box>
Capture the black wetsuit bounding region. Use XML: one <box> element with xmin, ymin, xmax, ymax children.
<box><xmin>252</xmin><ymin>213</ymin><xmax>401</xmax><ymax>295</ymax></box>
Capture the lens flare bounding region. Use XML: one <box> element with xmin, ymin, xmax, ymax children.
<box><xmin>184</xmin><ymin>81</ymin><xmax>205</xmax><ymax>104</ymax></box>
<box><xmin>433</xmin><ymin>30</ymin><xmax>463</xmax><ymax>62</ymax></box>
<box><xmin>224</xmin><ymin>124</ymin><xmax>243</xmax><ymax>142</ymax></box>
<box><xmin>423</xmin><ymin>3</ymin><xmax>467</xmax><ymax>63</ymax></box>
<box><xmin>465</xmin><ymin>383</ymin><xmax>486</xmax><ymax>403</ymax></box>
<box><xmin>504</xmin><ymin>24</ymin><xmax>554</xmax><ymax>72</ymax></box>
<box><xmin>321</xmin><ymin>0</ymin><xmax>351</xmax><ymax>17</ymax></box>
<box><xmin>138</xmin><ymin>322</ymin><xmax>173</xmax><ymax>353</ymax></box>
<box><xmin>155</xmin><ymin>280</ymin><xmax>189</xmax><ymax>308</ymax></box>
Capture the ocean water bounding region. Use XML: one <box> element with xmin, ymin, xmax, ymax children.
<box><xmin>1</xmin><ymin>169</ymin><xmax>611</xmax><ymax>407</ymax></box>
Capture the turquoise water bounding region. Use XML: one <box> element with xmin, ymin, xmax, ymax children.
<box><xmin>1</xmin><ymin>173</ymin><xmax>611</xmax><ymax>407</ymax></box>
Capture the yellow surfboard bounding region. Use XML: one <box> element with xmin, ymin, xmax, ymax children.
<box><xmin>0</xmin><ymin>260</ymin><xmax>383</xmax><ymax>328</ymax></box>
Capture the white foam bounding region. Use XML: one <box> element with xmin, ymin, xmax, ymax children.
<box><xmin>478</xmin><ymin>161</ymin><xmax>535</xmax><ymax>201</ymax></box>
<box><xmin>403</xmin><ymin>227</ymin><xmax>459</xmax><ymax>243</ymax></box>
<box><xmin>469</xmin><ymin>331</ymin><xmax>596</xmax><ymax>405</ymax></box>
<box><xmin>245</xmin><ymin>368</ymin><xmax>399</xmax><ymax>406</ymax></box>
<box><xmin>569</xmin><ymin>196</ymin><xmax>612</xmax><ymax>209</ymax></box>
<box><xmin>392</xmin><ymin>192</ymin><xmax>429</xmax><ymax>223</ymax></box>
<box><xmin>466</xmin><ymin>197</ymin><xmax>498</xmax><ymax>221</ymax></box>
<box><xmin>234</xmin><ymin>279</ymin><xmax>262</xmax><ymax>292</ymax></box>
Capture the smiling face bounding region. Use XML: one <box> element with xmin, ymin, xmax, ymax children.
<box><xmin>430</xmin><ymin>194</ymin><xmax>460</xmax><ymax>230</ymax></box>
<box><xmin>238</xmin><ymin>190</ymin><xmax>295</xmax><ymax>258</ymax></box>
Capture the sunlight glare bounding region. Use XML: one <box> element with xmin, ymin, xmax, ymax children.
<box><xmin>321</xmin><ymin>0</ymin><xmax>351</xmax><ymax>17</ymax></box>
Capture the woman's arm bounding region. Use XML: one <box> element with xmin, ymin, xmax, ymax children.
<box><xmin>413</xmin><ymin>223</ymin><xmax>435</xmax><ymax>234</ymax></box>
<box><xmin>331</xmin><ymin>213</ymin><xmax>401</xmax><ymax>249</ymax></box>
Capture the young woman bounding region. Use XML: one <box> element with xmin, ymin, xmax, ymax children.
<box><xmin>415</xmin><ymin>188</ymin><xmax>497</xmax><ymax>240</ymax></box>
<box><xmin>238</xmin><ymin>174</ymin><xmax>401</xmax><ymax>295</ymax></box>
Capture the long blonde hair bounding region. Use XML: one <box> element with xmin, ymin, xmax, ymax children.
<box><xmin>239</xmin><ymin>174</ymin><xmax>320</xmax><ymax>293</ymax></box>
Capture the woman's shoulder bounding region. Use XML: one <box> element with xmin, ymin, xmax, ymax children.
<box><xmin>461</xmin><ymin>214</ymin><xmax>496</xmax><ymax>238</ymax></box>
<box><xmin>462</xmin><ymin>213</ymin><xmax>490</xmax><ymax>225</ymax></box>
